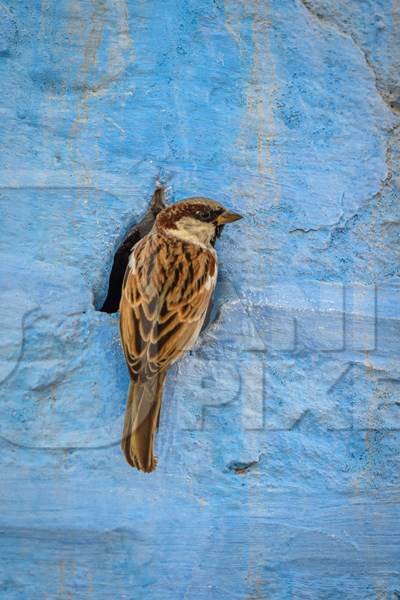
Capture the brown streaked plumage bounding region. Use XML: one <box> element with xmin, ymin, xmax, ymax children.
<box><xmin>119</xmin><ymin>197</ymin><xmax>242</xmax><ymax>472</ymax></box>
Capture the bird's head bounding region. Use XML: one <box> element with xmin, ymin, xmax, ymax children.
<box><xmin>155</xmin><ymin>197</ymin><xmax>242</xmax><ymax>248</ymax></box>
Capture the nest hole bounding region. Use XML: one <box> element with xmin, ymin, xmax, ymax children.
<box><xmin>99</xmin><ymin>185</ymin><xmax>167</xmax><ymax>314</ymax></box>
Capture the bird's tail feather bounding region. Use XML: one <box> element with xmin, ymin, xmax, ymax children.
<box><xmin>121</xmin><ymin>374</ymin><xmax>166</xmax><ymax>472</ymax></box>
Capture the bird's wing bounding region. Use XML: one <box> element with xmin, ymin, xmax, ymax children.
<box><xmin>119</xmin><ymin>233</ymin><xmax>217</xmax><ymax>383</ymax></box>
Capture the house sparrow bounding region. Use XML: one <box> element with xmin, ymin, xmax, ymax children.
<box><xmin>119</xmin><ymin>197</ymin><xmax>242</xmax><ymax>472</ymax></box>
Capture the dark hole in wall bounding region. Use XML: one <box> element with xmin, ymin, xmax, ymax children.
<box><xmin>99</xmin><ymin>183</ymin><xmax>219</xmax><ymax>333</ymax></box>
<box><xmin>100</xmin><ymin>185</ymin><xmax>167</xmax><ymax>313</ymax></box>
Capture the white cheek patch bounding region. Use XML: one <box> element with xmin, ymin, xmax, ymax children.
<box><xmin>172</xmin><ymin>217</ymin><xmax>216</xmax><ymax>248</ymax></box>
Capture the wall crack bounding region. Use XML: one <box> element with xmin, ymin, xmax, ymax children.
<box><xmin>297</xmin><ymin>0</ymin><xmax>400</xmax><ymax>115</ymax></box>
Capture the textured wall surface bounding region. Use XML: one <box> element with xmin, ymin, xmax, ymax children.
<box><xmin>1</xmin><ymin>1</ymin><xmax>400</xmax><ymax>598</ymax></box>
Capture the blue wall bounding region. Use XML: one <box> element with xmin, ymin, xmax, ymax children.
<box><xmin>1</xmin><ymin>1</ymin><xmax>399</xmax><ymax>598</ymax></box>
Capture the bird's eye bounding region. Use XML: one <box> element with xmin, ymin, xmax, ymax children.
<box><xmin>202</xmin><ymin>210</ymin><xmax>212</xmax><ymax>220</ymax></box>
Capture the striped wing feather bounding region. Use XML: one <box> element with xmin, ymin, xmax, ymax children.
<box><xmin>119</xmin><ymin>233</ymin><xmax>217</xmax><ymax>383</ymax></box>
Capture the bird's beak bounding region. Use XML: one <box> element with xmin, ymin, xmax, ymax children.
<box><xmin>216</xmin><ymin>210</ymin><xmax>243</xmax><ymax>225</ymax></box>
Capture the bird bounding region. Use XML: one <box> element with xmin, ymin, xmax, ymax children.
<box><xmin>119</xmin><ymin>197</ymin><xmax>243</xmax><ymax>472</ymax></box>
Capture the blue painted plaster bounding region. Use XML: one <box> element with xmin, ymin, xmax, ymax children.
<box><xmin>0</xmin><ymin>1</ymin><xmax>399</xmax><ymax>598</ymax></box>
